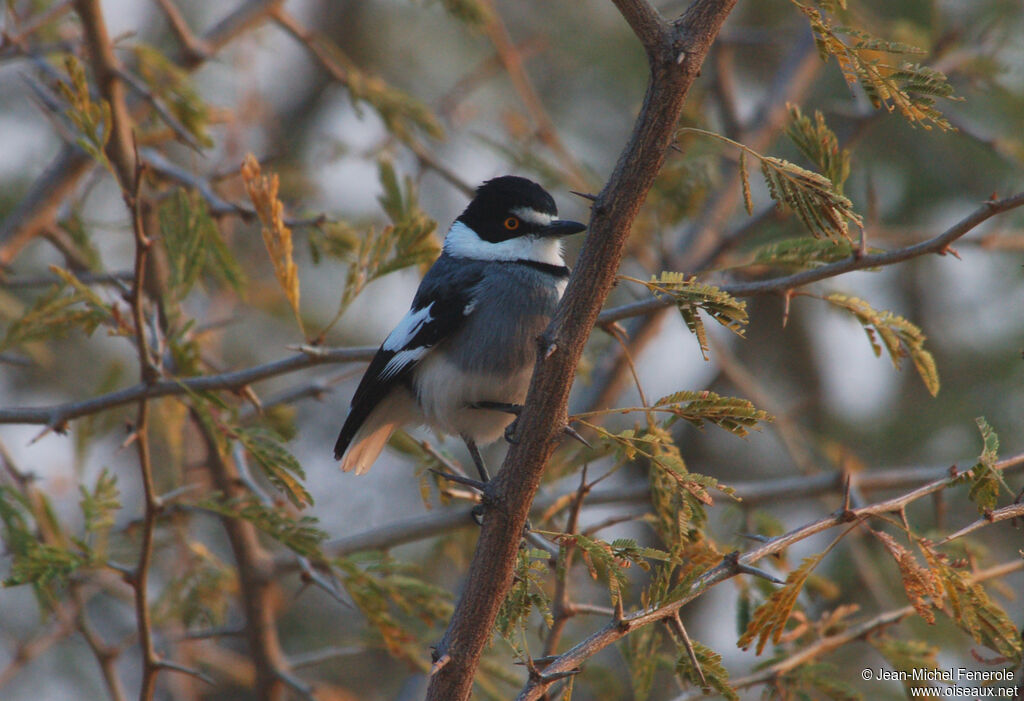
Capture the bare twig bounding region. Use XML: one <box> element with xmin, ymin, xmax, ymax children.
<box><xmin>937</xmin><ymin>502</ymin><xmax>1024</xmax><ymax>545</ymax></box>
<box><xmin>0</xmin><ymin>345</ymin><xmax>375</xmax><ymax>428</ymax></box>
<box><xmin>598</xmin><ymin>191</ymin><xmax>1024</xmax><ymax>325</ymax></box>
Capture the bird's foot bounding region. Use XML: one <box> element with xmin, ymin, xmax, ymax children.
<box><xmin>428</xmin><ymin>468</ymin><xmax>487</xmax><ymax>494</ymax></box>
<box><xmin>470</xmin><ymin>401</ymin><xmax>592</xmax><ymax>448</ymax></box>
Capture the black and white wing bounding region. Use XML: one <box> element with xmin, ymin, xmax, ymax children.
<box><xmin>334</xmin><ymin>262</ymin><xmax>481</xmax><ymax>471</ymax></box>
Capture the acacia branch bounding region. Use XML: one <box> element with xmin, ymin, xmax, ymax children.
<box><xmin>671</xmin><ymin>558</ymin><xmax>1024</xmax><ymax>700</ymax></box>
<box><xmin>598</xmin><ymin>190</ymin><xmax>1024</xmax><ymax>325</ymax></box>
<box><xmin>0</xmin><ymin>346</ymin><xmax>375</xmax><ymax>428</ymax></box>
<box><xmin>514</xmin><ymin>452</ymin><xmax>1024</xmax><ymax>699</ymax></box>
<box><xmin>425</xmin><ymin>2</ymin><xmax>739</xmax><ymax>698</ymax></box>
<box><xmin>0</xmin><ymin>0</ymin><xmax>281</xmax><ymax>263</ymax></box>
<box><xmin>315</xmin><ymin>452</ymin><xmax>1024</xmax><ymax>559</ymax></box>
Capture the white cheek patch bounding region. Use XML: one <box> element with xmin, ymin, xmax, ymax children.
<box><xmin>443</xmin><ymin>221</ymin><xmax>565</xmax><ymax>266</ymax></box>
<box><xmin>511</xmin><ymin>207</ymin><xmax>554</xmax><ymax>226</ymax></box>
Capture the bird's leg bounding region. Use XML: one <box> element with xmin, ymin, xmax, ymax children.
<box><xmin>471</xmin><ymin>401</ymin><xmax>592</xmax><ymax>449</ymax></box>
<box><xmin>462</xmin><ymin>435</ymin><xmax>491</xmax><ymax>482</ymax></box>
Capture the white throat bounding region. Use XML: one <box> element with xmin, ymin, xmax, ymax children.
<box><xmin>443</xmin><ymin>220</ymin><xmax>565</xmax><ymax>266</ymax></box>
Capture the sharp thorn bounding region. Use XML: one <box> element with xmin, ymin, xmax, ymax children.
<box><xmin>562</xmin><ymin>423</ymin><xmax>592</xmax><ymax>449</ymax></box>
<box><xmin>736</xmin><ymin>561</ymin><xmax>784</xmax><ymax>584</ymax></box>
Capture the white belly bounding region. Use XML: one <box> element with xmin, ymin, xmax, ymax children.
<box><xmin>412</xmin><ymin>353</ymin><xmax>533</xmax><ymax>444</ymax></box>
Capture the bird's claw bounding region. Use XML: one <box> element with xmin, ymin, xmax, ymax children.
<box><xmin>428</xmin><ymin>468</ymin><xmax>487</xmax><ymax>493</ymax></box>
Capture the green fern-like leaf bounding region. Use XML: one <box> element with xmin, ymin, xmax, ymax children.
<box><xmin>198</xmin><ymin>494</ymin><xmax>326</xmax><ymax>558</ymax></box>
<box><xmin>332</xmin><ymin>161</ymin><xmax>440</xmax><ymax>316</ymax></box>
<box><xmin>0</xmin><ymin>269</ymin><xmax>111</xmax><ymax>352</ymax></box>
<box><xmin>133</xmin><ymin>44</ymin><xmax>213</xmax><ymax>148</ymax></box>
<box><xmin>676</xmin><ymin>641</ymin><xmax>738</xmax><ymax>700</ymax></box>
<box><xmin>337</xmin><ymin>554</ymin><xmax>452</xmax><ymax>662</ymax></box>
<box><xmin>159</xmin><ymin>188</ymin><xmax>246</xmax><ymax>299</ymax></box>
<box><xmin>624</xmin><ymin>273</ymin><xmax>747</xmax><ymax>360</ymax></box>
<box><xmin>824</xmin><ymin>293</ymin><xmax>940</xmax><ymax>396</ymax></box>
<box><xmin>921</xmin><ymin>545</ymin><xmax>1022</xmax><ymax>664</ymax></box>
<box><xmin>738</xmin><ymin>552</ymin><xmax>824</xmax><ymax>655</ymax></box>
<box><xmin>56</xmin><ymin>54</ymin><xmax>112</xmax><ymax>171</ymax></box>
<box><xmin>870</xmin><ymin>635</ymin><xmax>941</xmax><ymax>693</ymax></box>
<box><xmin>791</xmin><ymin>2</ymin><xmax>956</xmax><ymax>130</ymax></box>
<box><xmin>234</xmin><ymin>426</ymin><xmax>312</xmax><ymax>508</ymax></box>
<box><xmin>679</xmin><ymin>127</ymin><xmax>861</xmax><ymax>241</ymax></box>
<box><xmin>779</xmin><ymin>662</ymin><xmax>863</xmax><ymax>700</ymax></box>
<box><xmin>760</xmin><ymin>156</ymin><xmax>859</xmax><ymax>241</ymax></box>
<box><xmin>79</xmin><ymin>468</ymin><xmax>120</xmax><ymax>537</ymax></box>
<box><xmin>964</xmin><ymin>417</ymin><xmax>1010</xmax><ymax>513</ymax></box>
<box><xmin>750</xmin><ymin>236</ymin><xmax>876</xmax><ymax>271</ymax></box>
<box><xmin>495</xmin><ymin>548</ymin><xmax>552</xmax><ymax>654</ymax></box>
<box><xmin>786</xmin><ymin>104</ymin><xmax>851</xmax><ymax>192</ymax></box>
<box><xmin>651</xmin><ymin>390</ymin><xmax>772</xmax><ymax>438</ymax></box>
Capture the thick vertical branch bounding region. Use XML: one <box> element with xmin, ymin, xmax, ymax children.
<box><xmin>425</xmin><ymin>2</ymin><xmax>738</xmax><ymax>699</ymax></box>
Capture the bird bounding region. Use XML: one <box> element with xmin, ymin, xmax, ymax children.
<box><xmin>333</xmin><ymin>175</ymin><xmax>587</xmax><ymax>480</ymax></box>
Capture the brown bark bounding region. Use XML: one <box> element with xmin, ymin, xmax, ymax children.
<box><xmin>424</xmin><ymin>1</ymin><xmax>739</xmax><ymax>698</ymax></box>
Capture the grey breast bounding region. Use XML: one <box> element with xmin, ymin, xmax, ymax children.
<box><xmin>448</xmin><ymin>261</ymin><xmax>561</xmax><ymax>374</ymax></box>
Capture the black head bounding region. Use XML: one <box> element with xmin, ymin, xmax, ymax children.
<box><xmin>456</xmin><ymin>176</ymin><xmax>585</xmax><ymax>243</ymax></box>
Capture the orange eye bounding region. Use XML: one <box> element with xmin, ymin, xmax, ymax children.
<box><xmin>504</xmin><ymin>216</ymin><xmax>520</xmax><ymax>230</ymax></box>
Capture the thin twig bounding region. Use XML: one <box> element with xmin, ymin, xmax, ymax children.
<box><xmin>0</xmin><ymin>345</ymin><xmax>375</xmax><ymax>427</ymax></box>
<box><xmin>514</xmin><ymin>452</ymin><xmax>1024</xmax><ymax>699</ymax></box>
<box><xmin>598</xmin><ymin>191</ymin><xmax>1024</xmax><ymax>325</ymax></box>
<box><xmin>670</xmin><ymin>559</ymin><xmax>1024</xmax><ymax>700</ymax></box>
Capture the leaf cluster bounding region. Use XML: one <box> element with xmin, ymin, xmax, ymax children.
<box><xmin>158</xmin><ymin>188</ymin><xmax>246</xmax><ymax>300</ymax></box>
<box><xmin>0</xmin><ymin>267</ymin><xmax>112</xmax><ymax>353</ymax></box>
<box><xmin>825</xmin><ymin>293</ymin><xmax>940</xmax><ymax>396</ymax></box>
<box><xmin>791</xmin><ymin>1</ymin><xmax>957</xmax><ymax>130</ymax></box>
<box><xmin>955</xmin><ymin>417</ymin><xmax>1012</xmax><ymax>513</ymax></box>
<box><xmin>623</xmin><ymin>272</ymin><xmax>747</xmax><ymax>360</ymax></box>
<box><xmin>336</xmin><ymin>554</ymin><xmax>453</xmax><ymax>661</ymax></box>
<box><xmin>233</xmin><ymin>425</ymin><xmax>313</xmax><ymax>508</ymax></box>
<box><xmin>197</xmin><ymin>494</ymin><xmax>326</xmax><ymax>559</ymax></box>
<box><xmin>241</xmin><ymin>154</ymin><xmax>304</xmax><ymax>335</ymax></box>
<box><xmin>55</xmin><ymin>54</ymin><xmax>112</xmax><ymax>169</ymax></box>
<box><xmin>133</xmin><ymin>44</ymin><xmax>213</xmax><ymax>148</ymax></box>
<box><xmin>495</xmin><ymin>548</ymin><xmax>553</xmax><ymax>652</ymax></box>
<box><xmin>325</xmin><ymin>161</ymin><xmax>440</xmax><ymax>318</ymax></box>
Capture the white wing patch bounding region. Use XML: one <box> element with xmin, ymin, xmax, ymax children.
<box><xmin>382</xmin><ymin>302</ymin><xmax>434</xmax><ymax>351</ymax></box>
<box><xmin>377</xmin><ymin>302</ymin><xmax>435</xmax><ymax>381</ymax></box>
<box><xmin>379</xmin><ymin>347</ymin><xmax>429</xmax><ymax>380</ymax></box>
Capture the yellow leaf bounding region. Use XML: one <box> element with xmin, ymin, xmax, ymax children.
<box><xmin>241</xmin><ymin>154</ymin><xmax>303</xmax><ymax>335</ymax></box>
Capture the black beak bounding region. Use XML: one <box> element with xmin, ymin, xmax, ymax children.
<box><xmin>540</xmin><ymin>219</ymin><xmax>587</xmax><ymax>238</ymax></box>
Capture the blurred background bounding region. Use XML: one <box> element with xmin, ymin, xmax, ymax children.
<box><xmin>1</xmin><ymin>0</ymin><xmax>1023</xmax><ymax>698</ymax></box>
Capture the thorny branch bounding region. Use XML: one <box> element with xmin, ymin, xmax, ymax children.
<box><xmin>425</xmin><ymin>1</ymin><xmax>740</xmax><ymax>699</ymax></box>
<box><xmin>515</xmin><ymin>452</ymin><xmax>1024</xmax><ymax>700</ymax></box>
<box><xmin>314</xmin><ymin>453</ymin><xmax>1024</xmax><ymax>558</ymax></box>
<box><xmin>0</xmin><ymin>346</ymin><xmax>375</xmax><ymax>429</ymax></box>
<box><xmin>671</xmin><ymin>559</ymin><xmax>1024</xmax><ymax>700</ymax></box>
<box><xmin>599</xmin><ymin>190</ymin><xmax>1024</xmax><ymax>324</ymax></box>
<box><xmin>4</xmin><ymin>187</ymin><xmax>1020</xmax><ymax>432</ymax></box>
